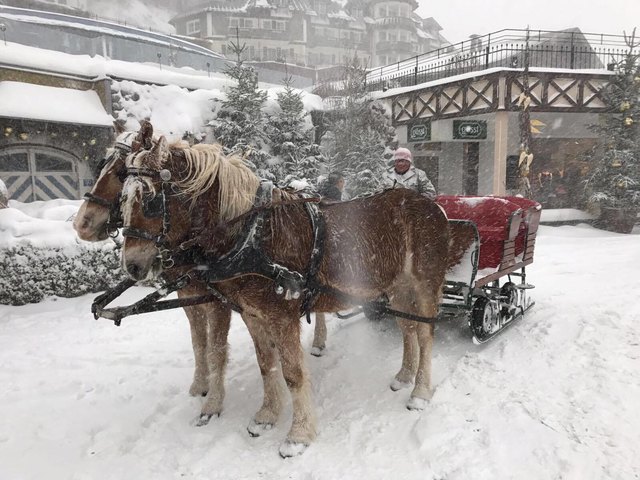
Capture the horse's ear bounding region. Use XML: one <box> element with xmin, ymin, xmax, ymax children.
<box><xmin>132</xmin><ymin>120</ymin><xmax>153</xmax><ymax>152</ymax></box>
<box><xmin>149</xmin><ymin>136</ymin><xmax>170</xmax><ymax>168</ymax></box>
<box><xmin>113</xmin><ymin>120</ymin><xmax>126</xmax><ymax>135</ymax></box>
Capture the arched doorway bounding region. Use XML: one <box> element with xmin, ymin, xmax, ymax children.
<box><xmin>0</xmin><ymin>146</ymin><xmax>80</xmax><ymax>202</ymax></box>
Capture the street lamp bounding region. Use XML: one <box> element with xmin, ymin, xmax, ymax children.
<box><xmin>0</xmin><ymin>23</ymin><xmax>7</xmax><ymax>46</ymax></box>
<box><xmin>157</xmin><ymin>52</ymin><xmax>162</xmax><ymax>70</ymax></box>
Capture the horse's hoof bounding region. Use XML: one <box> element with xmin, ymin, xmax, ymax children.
<box><xmin>406</xmin><ymin>396</ymin><xmax>428</xmax><ymax>411</ymax></box>
<box><xmin>189</xmin><ymin>384</ymin><xmax>209</xmax><ymax>397</ymax></box>
<box><xmin>279</xmin><ymin>440</ymin><xmax>309</xmax><ymax>458</ymax></box>
<box><xmin>247</xmin><ymin>419</ymin><xmax>274</xmax><ymax>437</ymax></box>
<box><xmin>310</xmin><ymin>346</ymin><xmax>325</xmax><ymax>357</ymax></box>
<box><xmin>194</xmin><ymin>413</ymin><xmax>219</xmax><ymax>427</ymax></box>
<box><xmin>390</xmin><ymin>378</ymin><xmax>412</xmax><ymax>391</ymax></box>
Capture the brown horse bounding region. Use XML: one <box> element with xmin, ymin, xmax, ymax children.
<box><xmin>119</xmin><ymin>133</ymin><xmax>449</xmax><ymax>456</ymax></box>
<box><xmin>72</xmin><ymin>127</ymin><xmax>327</xmax><ymax>422</ymax></box>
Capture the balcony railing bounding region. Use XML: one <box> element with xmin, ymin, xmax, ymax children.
<box><xmin>363</xmin><ymin>28</ymin><xmax>635</xmax><ymax>92</ymax></box>
<box><xmin>374</xmin><ymin>16</ymin><xmax>416</xmax><ymax>30</ymax></box>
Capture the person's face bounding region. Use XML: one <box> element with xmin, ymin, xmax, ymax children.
<box><xmin>336</xmin><ymin>178</ymin><xmax>345</xmax><ymax>191</ymax></box>
<box><xmin>394</xmin><ymin>158</ymin><xmax>411</xmax><ymax>174</ymax></box>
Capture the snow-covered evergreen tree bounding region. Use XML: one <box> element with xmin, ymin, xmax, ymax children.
<box><xmin>209</xmin><ymin>38</ymin><xmax>271</xmax><ymax>177</ymax></box>
<box><xmin>584</xmin><ymin>29</ymin><xmax>640</xmax><ymax>212</ymax></box>
<box><xmin>266</xmin><ymin>76</ymin><xmax>326</xmax><ymax>185</ymax></box>
<box><xmin>321</xmin><ymin>55</ymin><xmax>396</xmax><ymax>197</ymax></box>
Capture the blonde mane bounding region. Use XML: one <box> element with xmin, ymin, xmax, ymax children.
<box><xmin>124</xmin><ymin>141</ymin><xmax>261</xmax><ymax>222</ymax></box>
<box><xmin>179</xmin><ymin>144</ymin><xmax>261</xmax><ymax>221</ymax></box>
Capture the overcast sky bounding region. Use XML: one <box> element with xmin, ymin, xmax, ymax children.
<box><xmin>416</xmin><ymin>0</ymin><xmax>640</xmax><ymax>44</ymax></box>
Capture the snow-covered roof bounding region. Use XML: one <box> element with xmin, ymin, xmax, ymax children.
<box><xmin>0</xmin><ymin>81</ymin><xmax>114</xmax><ymax>127</ymax></box>
<box><xmin>0</xmin><ymin>6</ymin><xmax>220</xmax><ymax>60</ymax></box>
<box><xmin>373</xmin><ymin>66</ymin><xmax>615</xmax><ymax>99</ymax></box>
<box><xmin>0</xmin><ymin>41</ymin><xmax>232</xmax><ymax>92</ymax></box>
<box><xmin>417</xmin><ymin>29</ymin><xmax>437</xmax><ymax>40</ymax></box>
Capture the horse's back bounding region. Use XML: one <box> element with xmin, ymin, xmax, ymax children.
<box><xmin>320</xmin><ymin>188</ymin><xmax>449</xmax><ymax>290</ymax></box>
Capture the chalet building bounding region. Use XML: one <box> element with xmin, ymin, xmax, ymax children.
<box><xmin>170</xmin><ymin>0</ymin><xmax>449</xmax><ymax>68</ymax></box>
<box><xmin>0</xmin><ymin>5</ymin><xmax>228</xmax><ymax>73</ymax></box>
<box><xmin>372</xmin><ymin>28</ymin><xmax>624</xmax><ymax>208</ymax></box>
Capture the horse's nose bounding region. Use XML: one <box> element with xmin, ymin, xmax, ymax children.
<box><xmin>126</xmin><ymin>262</ymin><xmax>143</xmax><ymax>280</ymax></box>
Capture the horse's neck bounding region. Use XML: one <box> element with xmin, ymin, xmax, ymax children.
<box><xmin>189</xmin><ymin>182</ymin><xmax>314</xmax><ymax>274</ymax></box>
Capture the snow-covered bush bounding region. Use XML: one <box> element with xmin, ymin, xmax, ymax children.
<box><xmin>0</xmin><ymin>199</ymin><xmax>125</xmax><ymax>305</ymax></box>
<box><xmin>0</xmin><ymin>244</ymin><xmax>124</xmax><ymax>306</ymax></box>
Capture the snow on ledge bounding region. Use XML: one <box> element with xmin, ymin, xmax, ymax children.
<box><xmin>0</xmin><ymin>81</ymin><xmax>114</xmax><ymax>127</ymax></box>
<box><xmin>540</xmin><ymin>208</ymin><xmax>596</xmax><ymax>223</ymax></box>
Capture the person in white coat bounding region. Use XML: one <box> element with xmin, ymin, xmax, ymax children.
<box><xmin>386</xmin><ymin>147</ymin><xmax>436</xmax><ymax>199</ymax></box>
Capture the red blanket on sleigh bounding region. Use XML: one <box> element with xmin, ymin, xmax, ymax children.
<box><xmin>436</xmin><ymin>195</ymin><xmax>541</xmax><ymax>270</ymax></box>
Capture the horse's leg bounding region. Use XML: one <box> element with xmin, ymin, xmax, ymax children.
<box><xmin>406</xmin><ymin>280</ymin><xmax>441</xmax><ymax>410</ymax></box>
<box><xmin>390</xmin><ymin>287</ymin><xmax>419</xmax><ymax>391</ymax></box>
<box><xmin>273</xmin><ymin>316</ymin><xmax>316</xmax><ymax>457</ymax></box>
<box><xmin>181</xmin><ymin>300</ymin><xmax>210</xmax><ymax>397</ymax></box>
<box><xmin>244</xmin><ymin>314</ymin><xmax>285</xmax><ymax>437</ymax></box>
<box><xmin>197</xmin><ymin>302</ymin><xmax>232</xmax><ymax>425</ymax></box>
<box><xmin>408</xmin><ymin>321</ymin><xmax>435</xmax><ymax>410</ymax></box>
<box><xmin>310</xmin><ymin>312</ymin><xmax>327</xmax><ymax>357</ymax></box>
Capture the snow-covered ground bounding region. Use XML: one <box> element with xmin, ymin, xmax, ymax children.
<box><xmin>1</xmin><ymin>217</ymin><xmax>639</xmax><ymax>479</ymax></box>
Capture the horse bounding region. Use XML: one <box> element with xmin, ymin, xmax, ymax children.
<box><xmin>72</xmin><ymin>125</ymin><xmax>328</xmax><ymax>424</ymax></box>
<box><xmin>118</xmin><ymin>130</ymin><xmax>449</xmax><ymax>456</ymax></box>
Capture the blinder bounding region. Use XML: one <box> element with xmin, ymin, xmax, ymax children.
<box><xmin>142</xmin><ymin>191</ymin><xmax>165</xmax><ymax>218</ymax></box>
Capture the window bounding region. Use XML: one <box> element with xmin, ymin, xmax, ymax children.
<box><xmin>0</xmin><ymin>152</ymin><xmax>29</xmax><ymax>171</ymax></box>
<box><xmin>377</xmin><ymin>6</ymin><xmax>386</xmax><ymax>16</ymax></box>
<box><xmin>231</xmin><ymin>18</ymin><xmax>256</xmax><ymax>28</ymax></box>
<box><xmin>275</xmin><ymin>21</ymin><xmax>285</xmax><ymax>31</ymax></box>
<box><xmin>388</xmin><ymin>6</ymin><xmax>398</xmax><ymax>17</ymax></box>
<box><xmin>35</xmin><ymin>153</ymin><xmax>72</xmax><ymax>172</ymax></box>
<box><xmin>263</xmin><ymin>20</ymin><xmax>273</xmax><ymax>30</ymax></box>
<box><xmin>186</xmin><ymin>19</ymin><xmax>200</xmax><ymax>35</ymax></box>
<box><xmin>378</xmin><ymin>31</ymin><xmax>387</xmax><ymax>41</ymax></box>
<box><xmin>388</xmin><ymin>32</ymin><xmax>397</xmax><ymax>42</ymax></box>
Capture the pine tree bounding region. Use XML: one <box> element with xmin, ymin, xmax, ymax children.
<box><xmin>209</xmin><ymin>35</ymin><xmax>271</xmax><ymax>177</ymax></box>
<box><xmin>321</xmin><ymin>55</ymin><xmax>397</xmax><ymax>197</ymax></box>
<box><xmin>584</xmin><ymin>29</ymin><xmax>640</xmax><ymax>213</ymax></box>
<box><xmin>266</xmin><ymin>75</ymin><xmax>326</xmax><ymax>185</ymax></box>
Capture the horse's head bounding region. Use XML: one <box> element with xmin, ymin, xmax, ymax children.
<box><xmin>120</xmin><ymin>137</ymin><xmax>260</xmax><ymax>281</ymax></box>
<box><xmin>73</xmin><ymin>122</ymin><xmax>151</xmax><ymax>241</ymax></box>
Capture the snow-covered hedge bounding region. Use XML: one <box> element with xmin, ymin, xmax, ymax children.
<box><xmin>0</xmin><ymin>244</ymin><xmax>124</xmax><ymax>305</ymax></box>
<box><xmin>0</xmin><ymin>199</ymin><xmax>125</xmax><ymax>305</ymax></box>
